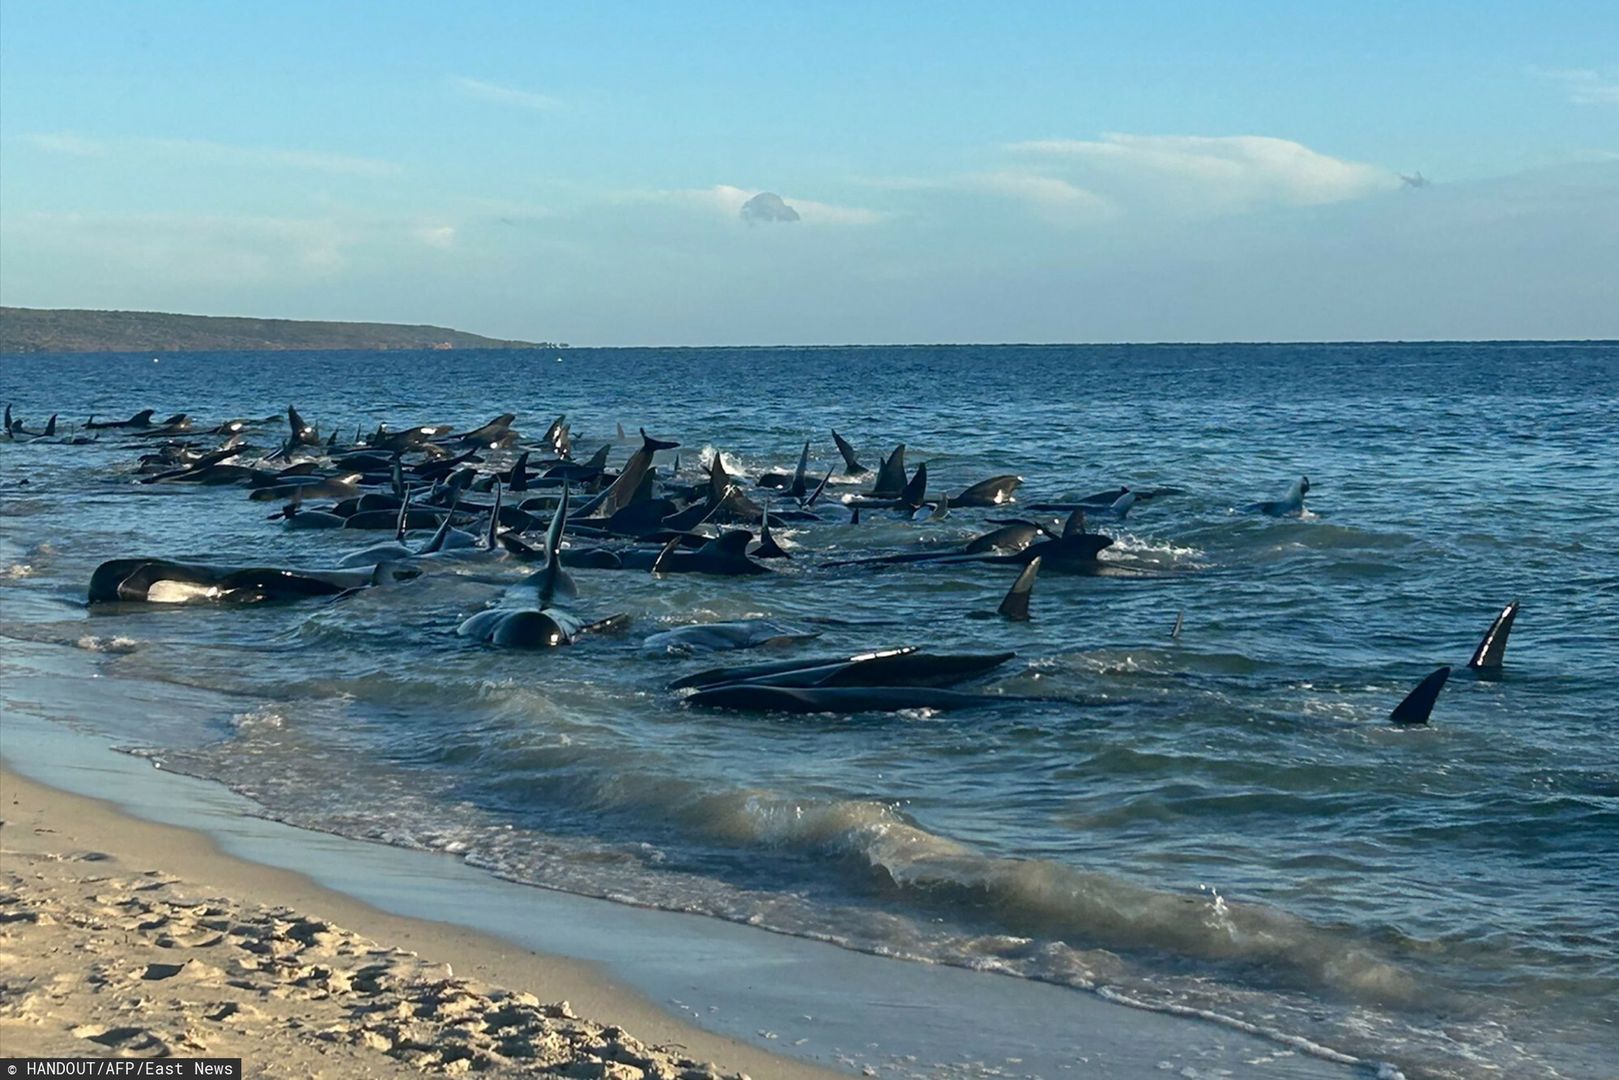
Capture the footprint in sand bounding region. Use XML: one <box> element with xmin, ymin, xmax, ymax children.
<box><xmin>71</xmin><ymin>1023</ymin><xmax>172</xmax><ymax>1055</ymax></box>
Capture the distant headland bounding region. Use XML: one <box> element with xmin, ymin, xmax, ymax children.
<box><xmin>0</xmin><ymin>307</ymin><xmax>562</xmax><ymax>354</ymax></box>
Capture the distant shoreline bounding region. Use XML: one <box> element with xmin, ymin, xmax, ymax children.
<box><xmin>0</xmin><ymin>307</ymin><xmax>563</xmax><ymax>354</ymax></box>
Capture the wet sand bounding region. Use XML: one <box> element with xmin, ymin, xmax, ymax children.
<box><xmin>0</xmin><ymin>765</ymin><xmax>842</xmax><ymax>1078</ymax></box>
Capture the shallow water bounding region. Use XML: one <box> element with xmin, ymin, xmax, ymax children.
<box><xmin>2</xmin><ymin>343</ymin><xmax>1616</xmax><ymax>1079</ymax></box>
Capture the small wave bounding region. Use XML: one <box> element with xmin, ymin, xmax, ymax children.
<box><xmin>1103</xmin><ymin>532</ymin><xmax>1209</xmax><ymax>570</ymax></box>
<box><xmin>74</xmin><ymin>634</ymin><xmax>140</xmax><ymax>654</ymax></box>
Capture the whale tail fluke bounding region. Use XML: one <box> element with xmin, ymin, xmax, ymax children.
<box><xmin>1390</xmin><ymin>666</ymin><xmax>1451</xmax><ymax>726</ymax></box>
<box><xmin>1467</xmin><ymin>600</ymin><xmax>1519</xmax><ymax>671</ymax></box>
<box><xmin>641</xmin><ymin>428</ymin><xmax>680</xmax><ymax>454</ymax></box>
<box><xmin>998</xmin><ymin>557</ymin><xmax>1041</xmax><ymax>621</ymax></box>
<box><xmin>832</xmin><ymin>430</ymin><xmax>867</xmax><ymax>475</ymax></box>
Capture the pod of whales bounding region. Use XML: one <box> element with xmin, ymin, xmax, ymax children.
<box><xmin>41</xmin><ymin>404</ymin><xmax>1533</xmax><ymax>726</ymax></box>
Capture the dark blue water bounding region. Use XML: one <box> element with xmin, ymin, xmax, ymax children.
<box><xmin>2</xmin><ymin>343</ymin><xmax>1616</xmax><ymax>1079</ymax></box>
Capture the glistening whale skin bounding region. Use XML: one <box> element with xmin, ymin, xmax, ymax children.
<box><xmin>87</xmin><ymin>558</ymin><xmax>418</xmax><ymax>605</ymax></box>
<box><xmin>669</xmin><ymin>648</ymin><xmax>1015</xmax><ymax>692</ymax></box>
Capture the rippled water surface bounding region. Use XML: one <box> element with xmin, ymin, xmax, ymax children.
<box><xmin>2</xmin><ymin>343</ymin><xmax>1616</xmax><ymax>1078</ymax></box>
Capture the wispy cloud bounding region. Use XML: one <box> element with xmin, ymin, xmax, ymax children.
<box><xmin>1006</xmin><ymin>133</ymin><xmax>1398</xmax><ymax>210</ymax></box>
<box><xmin>146</xmin><ymin>138</ymin><xmax>398</xmax><ymax>176</ymax></box>
<box><xmin>24</xmin><ymin>132</ymin><xmax>106</xmax><ymax>157</ymax></box>
<box><xmin>961</xmin><ymin>171</ymin><xmax>1116</xmax><ymax>223</ymax></box>
<box><xmin>452</xmin><ymin>76</ymin><xmax>561</xmax><ymax>112</ymax></box>
<box><xmin>24</xmin><ymin>133</ymin><xmax>397</xmax><ymax>176</ymax></box>
<box><xmin>1529</xmin><ymin>67</ymin><xmax>1619</xmax><ymax>106</ymax></box>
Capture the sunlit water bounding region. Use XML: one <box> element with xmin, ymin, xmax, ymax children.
<box><xmin>2</xmin><ymin>343</ymin><xmax>1616</xmax><ymax>1079</ymax></box>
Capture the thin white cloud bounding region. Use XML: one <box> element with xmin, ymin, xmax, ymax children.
<box><xmin>24</xmin><ymin>132</ymin><xmax>107</xmax><ymax>156</ymax></box>
<box><xmin>24</xmin><ymin>133</ymin><xmax>397</xmax><ymax>176</ymax></box>
<box><xmin>1529</xmin><ymin>67</ymin><xmax>1619</xmax><ymax>106</ymax></box>
<box><xmin>414</xmin><ymin>224</ymin><xmax>457</xmax><ymax>249</ymax></box>
<box><xmin>145</xmin><ymin>138</ymin><xmax>398</xmax><ymax>176</ymax></box>
<box><xmin>634</xmin><ymin>184</ymin><xmax>886</xmax><ymax>225</ymax></box>
<box><xmin>452</xmin><ymin>76</ymin><xmax>561</xmax><ymax>112</ymax></box>
<box><xmin>962</xmin><ymin>171</ymin><xmax>1117</xmax><ymax>224</ymax></box>
<box><xmin>1007</xmin><ymin>133</ymin><xmax>1398</xmax><ymax>210</ymax></box>
<box><xmin>1</xmin><ymin>212</ymin><xmax>352</xmax><ymax>282</ymax></box>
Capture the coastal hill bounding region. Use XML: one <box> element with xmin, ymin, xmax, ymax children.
<box><xmin>0</xmin><ymin>307</ymin><xmax>559</xmax><ymax>353</ymax></box>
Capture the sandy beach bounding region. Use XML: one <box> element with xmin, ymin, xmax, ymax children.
<box><xmin>0</xmin><ymin>765</ymin><xmax>841</xmax><ymax>1078</ymax></box>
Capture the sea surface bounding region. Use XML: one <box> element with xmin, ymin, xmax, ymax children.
<box><xmin>2</xmin><ymin>343</ymin><xmax>1616</xmax><ymax>1079</ymax></box>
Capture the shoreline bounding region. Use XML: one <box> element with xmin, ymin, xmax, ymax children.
<box><xmin>0</xmin><ymin>685</ymin><xmax>1358</xmax><ymax>1080</ymax></box>
<box><xmin>0</xmin><ymin>764</ymin><xmax>841</xmax><ymax>1079</ymax></box>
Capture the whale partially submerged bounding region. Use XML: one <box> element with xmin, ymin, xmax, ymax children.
<box><xmin>1245</xmin><ymin>476</ymin><xmax>1311</xmax><ymax>517</ymax></box>
<box><xmin>87</xmin><ymin>558</ymin><xmax>419</xmax><ymax>605</ymax></box>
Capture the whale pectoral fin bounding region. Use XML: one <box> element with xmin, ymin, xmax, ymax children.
<box><xmin>580</xmin><ymin>613</ymin><xmax>632</xmax><ymax>636</ymax></box>
<box><xmin>1390</xmin><ymin>666</ymin><xmax>1451</xmax><ymax>726</ymax></box>
<box><xmin>651</xmin><ymin>535</ymin><xmax>681</xmax><ymax>575</ymax></box>
<box><xmin>1467</xmin><ymin>599</ymin><xmax>1519</xmax><ymax>671</ymax></box>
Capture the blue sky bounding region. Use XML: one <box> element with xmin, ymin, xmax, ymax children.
<box><xmin>2</xmin><ymin>1</ymin><xmax>1615</xmax><ymax>343</ymax></box>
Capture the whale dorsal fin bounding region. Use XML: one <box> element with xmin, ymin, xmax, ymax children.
<box><xmin>872</xmin><ymin>444</ymin><xmax>906</xmax><ymax>496</ymax></box>
<box><xmin>586</xmin><ymin>443</ymin><xmax>611</xmax><ymax>469</ymax></box>
<box><xmin>1062</xmin><ymin>508</ymin><xmax>1087</xmax><ymax>538</ymax></box>
<box><xmin>898</xmin><ymin>462</ymin><xmax>928</xmax><ymax>508</ymax></box>
<box><xmin>510</xmin><ymin>451</ymin><xmax>530</xmax><ymax>493</ymax></box>
<box><xmin>43</xmin><ymin>414</ymin><xmax>57</xmax><ymax>437</ymax></box>
<box><xmin>536</xmin><ymin>484</ymin><xmax>570</xmax><ymax>606</ymax></box>
<box><xmin>1172</xmin><ymin>610</ymin><xmax>1184</xmax><ymax>639</ymax></box>
<box><xmin>998</xmin><ymin>557</ymin><xmax>1040</xmax><ymax>621</ymax></box>
<box><xmin>1390</xmin><ymin>667</ymin><xmax>1451</xmax><ymax>725</ymax></box>
<box><xmin>1467</xmin><ymin>600</ymin><xmax>1519</xmax><ymax>670</ymax></box>
<box><xmin>755</xmin><ymin>509</ymin><xmax>790</xmax><ymax>558</ymax></box>
<box><xmin>789</xmin><ymin>441</ymin><xmax>810</xmax><ymax>498</ymax></box>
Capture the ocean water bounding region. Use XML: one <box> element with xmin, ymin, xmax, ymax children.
<box><xmin>2</xmin><ymin>343</ymin><xmax>1616</xmax><ymax>1079</ymax></box>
